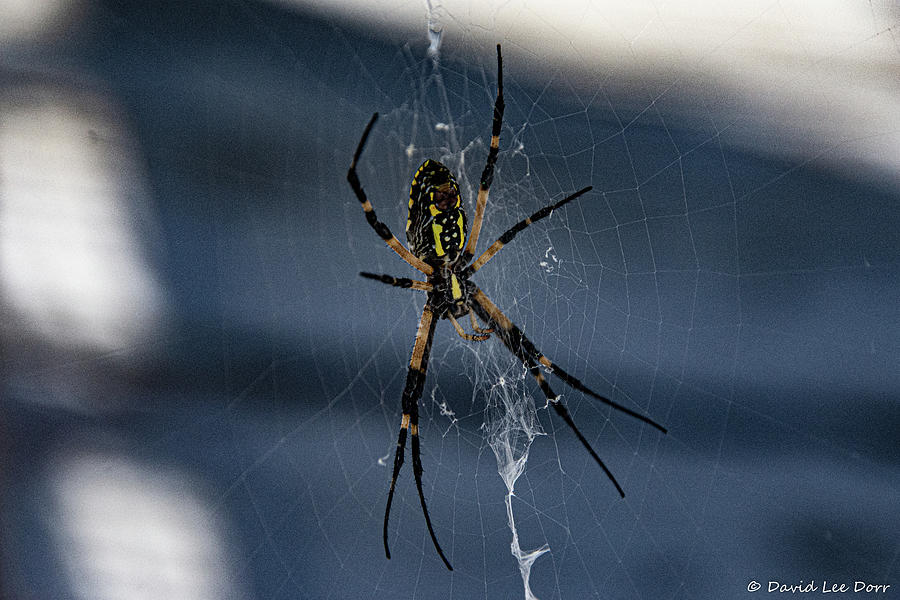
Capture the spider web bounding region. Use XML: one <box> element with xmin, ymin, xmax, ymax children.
<box><xmin>1</xmin><ymin>1</ymin><xmax>899</xmax><ymax>600</ymax></box>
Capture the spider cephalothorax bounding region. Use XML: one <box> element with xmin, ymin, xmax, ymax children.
<box><xmin>406</xmin><ymin>159</ymin><xmax>467</xmax><ymax>266</ymax></box>
<box><xmin>347</xmin><ymin>44</ymin><xmax>666</xmax><ymax>571</ymax></box>
<box><xmin>428</xmin><ymin>270</ymin><xmax>475</xmax><ymax>321</ymax></box>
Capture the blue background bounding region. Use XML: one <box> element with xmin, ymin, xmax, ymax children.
<box><xmin>1</xmin><ymin>1</ymin><xmax>898</xmax><ymax>599</ymax></box>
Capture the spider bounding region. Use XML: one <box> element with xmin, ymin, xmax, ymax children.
<box><xmin>348</xmin><ymin>44</ymin><xmax>667</xmax><ymax>571</ymax></box>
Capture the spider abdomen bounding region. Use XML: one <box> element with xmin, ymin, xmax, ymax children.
<box><xmin>406</xmin><ymin>159</ymin><xmax>468</xmax><ymax>265</ymax></box>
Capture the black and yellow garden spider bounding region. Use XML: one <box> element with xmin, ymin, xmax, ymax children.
<box><xmin>348</xmin><ymin>44</ymin><xmax>666</xmax><ymax>571</ymax></box>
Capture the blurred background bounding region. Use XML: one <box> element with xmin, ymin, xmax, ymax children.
<box><xmin>1</xmin><ymin>1</ymin><xmax>898</xmax><ymax>598</ymax></box>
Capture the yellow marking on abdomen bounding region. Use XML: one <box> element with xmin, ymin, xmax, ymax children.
<box><xmin>456</xmin><ymin>213</ymin><xmax>465</xmax><ymax>248</ymax></box>
<box><xmin>432</xmin><ymin>221</ymin><xmax>445</xmax><ymax>256</ymax></box>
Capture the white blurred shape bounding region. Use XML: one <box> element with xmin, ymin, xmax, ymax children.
<box><xmin>51</xmin><ymin>453</ymin><xmax>245</xmax><ymax>600</ymax></box>
<box><xmin>278</xmin><ymin>0</ymin><xmax>900</xmax><ymax>177</ymax></box>
<box><xmin>0</xmin><ymin>91</ymin><xmax>167</xmax><ymax>352</ymax></box>
<box><xmin>0</xmin><ymin>0</ymin><xmax>81</xmax><ymax>42</ymax></box>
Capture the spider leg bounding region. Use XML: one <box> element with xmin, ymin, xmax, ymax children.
<box><xmin>463</xmin><ymin>44</ymin><xmax>505</xmax><ymax>262</ymax></box>
<box><xmin>383</xmin><ymin>304</ymin><xmax>453</xmax><ymax>570</ymax></box>
<box><xmin>469</xmin><ymin>311</ymin><xmax>494</xmax><ymax>335</ymax></box>
<box><xmin>448</xmin><ymin>314</ymin><xmax>490</xmax><ymax>342</ymax></box>
<box><xmin>466</xmin><ymin>186</ymin><xmax>592</xmax><ymax>275</ymax></box>
<box><xmin>360</xmin><ymin>271</ymin><xmax>433</xmax><ymax>292</ymax></box>
<box><xmin>470</xmin><ymin>288</ymin><xmax>625</xmax><ymax>495</ymax></box>
<box><xmin>522</xmin><ymin>355</ymin><xmax>625</xmax><ymax>497</ymax></box>
<box><xmin>471</xmin><ymin>287</ymin><xmax>666</xmax><ymax>434</ymax></box>
<box><xmin>469</xmin><ymin>286</ymin><xmax>666</xmax><ymax>494</ymax></box>
<box><xmin>348</xmin><ymin>114</ymin><xmax>434</xmax><ymax>276</ymax></box>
